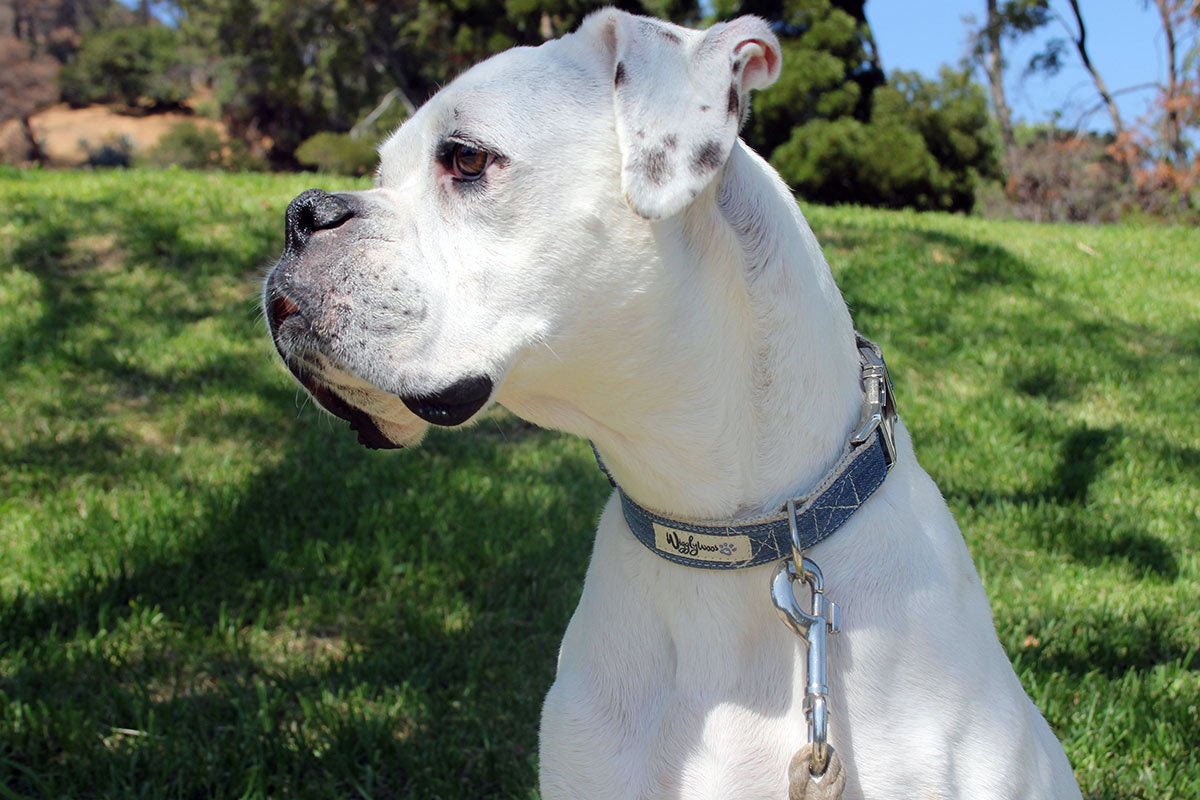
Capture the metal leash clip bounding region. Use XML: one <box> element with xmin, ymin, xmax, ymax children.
<box><xmin>771</xmin><ymin>498</ymin><xmax>842</xmax><ymax>783</ymax></box>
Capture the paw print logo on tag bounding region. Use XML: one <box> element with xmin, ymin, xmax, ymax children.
<box><xmin>717</xmin><ymin>542</ymin><xmax>737</xmax><ymax>557</ymax></box>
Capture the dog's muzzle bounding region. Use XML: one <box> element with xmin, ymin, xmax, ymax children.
<box><xmin>264</xmin><ymin>189</ymin><xmax>494</xmax><ymax>446</ymax></box>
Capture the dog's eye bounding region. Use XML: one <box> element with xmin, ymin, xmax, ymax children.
<box><xmin>451</xmin><ymin>143</ymin><xmax>490</xmax><ymax>180</ymax></box>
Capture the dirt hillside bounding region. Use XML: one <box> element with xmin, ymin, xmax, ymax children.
<box><xmin>1</xmin><ymin>103</ymin><xmax>227</xmax><ymax>166</ymax></box>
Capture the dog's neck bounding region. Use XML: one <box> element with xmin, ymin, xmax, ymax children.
<box><xmin>506</xmin><ymin>143</ymin><xmax>861</xmax><ymax>521</ymax></box>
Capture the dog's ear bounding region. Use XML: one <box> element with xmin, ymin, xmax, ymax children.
<box><xmin>582</xmin><ymin>10</ymin><xmax>781</xmax><ymax>220</ymax></box>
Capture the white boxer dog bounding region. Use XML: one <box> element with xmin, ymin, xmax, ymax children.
<box><xmin>263</xmin><ymin>9</ymin><xmax>1082</xmax><ymax>799</ymax></box>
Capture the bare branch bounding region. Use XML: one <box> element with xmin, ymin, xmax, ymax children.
<box><xmin>1068</xmin><ymin>82</ymin><xmax>1165</xmax><ymax>130</ymax></box>
<box><xmin>1153</xmin><ymin>0</ymin><xmax>1188</xmax><ymax>165</ymax></box>
<box><xmin>1058</xmin><ymin>0</ymin><xmax>1125</xmax><ymax>133</ymax></box>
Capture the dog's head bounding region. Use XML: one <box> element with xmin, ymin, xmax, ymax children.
<box><xmin>263</xmin><ymin>10</ymin><xmax>781</xmax><ymax>448</ymax></box>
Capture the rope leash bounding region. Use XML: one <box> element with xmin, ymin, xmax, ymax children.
<box><xmin>788</xmin><ymin>744</ymin><xmax>846</xmax><ymax>799</ymax></box>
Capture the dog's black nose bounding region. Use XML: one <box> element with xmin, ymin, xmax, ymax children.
<box><xmin>284</xmin><ymin>189</ymin><xmax>354</xmax><ymax>251</ymax></box>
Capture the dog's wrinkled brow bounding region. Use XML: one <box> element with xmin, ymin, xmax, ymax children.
<box><xmin>445</xmin><ymin>130</ymin><xmax>497</xmax><ymax>153</ymax></box>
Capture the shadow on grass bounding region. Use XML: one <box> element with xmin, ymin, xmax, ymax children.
<box><xmin>822</xmin><ymin>220</ymin><xmax>1193</xmax><ymax>676</ymax></box>
<box><xmin>3</xmin><ymin>178</ymin><xmax>1197</xmax><ymax>796</ymax></box>
<box><xmin>1</xmin><ymin>177</ymin><xmax>605</xmax><ymax>795</ymax></box>
<box><xmin>949</xmin><ymin>425</ymin><xmax>1177</xmax><ymax>581</ymax></box>
<box><xmin>5</xmin><ymin>195</ymin><xmax>272</xmax><ymax>366</ymax></box>
<box><xmin>1008</xmin><ymin>362</ymin><xmax>1079</xmax><ymax>403</ymax></box>
<box><xmin>2</xmin><ymin>415</ymin><xmax>606</xmax><ymax>796</ymax></box>
<box><xmin>1005</xmin><ymin>599</ymin><xmax>1198</xmax><ymax>680</ymax></box>
<box><xmin>824</xmin><ymin>225</ymin><xmax>1200</xmax><ymax>370</ymax></box>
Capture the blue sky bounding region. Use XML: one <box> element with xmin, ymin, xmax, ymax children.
<box><xmin>866</xmin><ymin>1</ymin><xmax>1164</xmax><ymax>133</ymax></box>
<box><xmin>124</xmin><ymin>0</ymin><xmax>1163</xmax><ymax>133</ymax></box>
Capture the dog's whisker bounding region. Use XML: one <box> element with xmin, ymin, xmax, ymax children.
<box><xmin>537</xmin><ymin>337</ymin><xmax>564</xmax><ymax>363</ymax></box>
<box><xmin>293</xmin><ymin>387</ymin><xmax>309</xmax><ymax>416</ymax></box>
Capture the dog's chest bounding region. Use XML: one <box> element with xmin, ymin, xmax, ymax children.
<box><xmin>540</xmin><ymin>499</ymin><xmax>811</xmax><ymax>798</ymax></box>
<box><xmin>542</xmin><ymin>647</ymin><xmax>804</xmax><ymax>799</ymax></box>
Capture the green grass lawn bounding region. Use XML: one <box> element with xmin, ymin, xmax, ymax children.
<box><xmin>0</xmin><ymin>168</ymin><xmax>1196</xmax><ymax>799</ymax></box>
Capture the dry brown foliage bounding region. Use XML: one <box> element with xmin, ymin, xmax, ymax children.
<box><xmin>0</xmin><ymin>35</ymin><xmax>61</xmax><ymax>162</ymax></box>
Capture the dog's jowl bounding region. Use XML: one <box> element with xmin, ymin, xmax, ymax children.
<box><xmin>263</xmin><ymin>9</ymin><xmax>1083</xmax><ymax>799</ymax></box>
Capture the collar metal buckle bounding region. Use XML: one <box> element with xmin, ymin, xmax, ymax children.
<box><xmin>849</xmin><ymin>340</ymin><xmax>897</xmax><ymax>468</ymax></box>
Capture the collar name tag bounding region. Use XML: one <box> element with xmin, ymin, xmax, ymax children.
<box><xmin>653</xmin><ymin>523</ymin><xmax>751</xmax><ymax>564</ymax></box>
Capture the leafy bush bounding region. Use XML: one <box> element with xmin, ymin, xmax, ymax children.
<box><xmin>140</xmin><ymin>122</ymin><xmax>269</xmax><ymax>172</ymax></box>
<box><xmin>60</xmin><ymin>26</ymin><xmax>193</xmax><ymax>109</ymax></box>
<box><xmin>295</xmin><ymin>132</ymin><xmax>378</xmax><ymax>176</ymax></box>
<box><xmin>772</xmin><ymin>117</ymin><xmax>935</xmax><ymax>208</ymax></box>
<box><xmin>772</xmin><ymin>67</ymin><xmax>1000</xmax><ymax>212</ymax></box>
<box><xmin>143</xmin><ymin>122</ymin><xmax>223</xmax><ymax>169</ymax></box>
<box><xmin>223</xmin><ymin>137</ymin><xmax>269</xmax><ymax>173</ymax></box>
<box><xmin>80</xmin><ymin>135</ymin><xmax>134</xmax><ymax>168</ymax></box>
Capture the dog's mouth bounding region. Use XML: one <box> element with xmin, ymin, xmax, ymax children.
<box><xmin>283</xmin><ymin>359</ymin><xmax>493</xmax><ymax>449</ymax></box>
<box><xmin>267</xmin><ymin>284</ymin><xmax>494</xmax><ymax>445</ymax></box>
<box><xmin>288</xmin><ymin>365</ymin><xmax>401</xmax><ymax>449</ymax></box>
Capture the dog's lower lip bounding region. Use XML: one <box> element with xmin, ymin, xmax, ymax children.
<box><xmin>401</xmin><ymin>375</ymin><xmax>493</xmax><ymax>427</ymax></box>
<box><xmin>400</xmin><ymin>396</ymin><xmax>486</xmax><ymax>426</ymax></box>
<box><xmin>284</xmin><ymin>364</ymin><xmax>401</xmax><ymax>450</ymax></box>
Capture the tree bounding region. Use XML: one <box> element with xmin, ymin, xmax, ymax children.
<box><xmin>3</xmin><ymin>0</ymin><xmax>122</xmax><ymax>52</ymax></box>
<box><xmin>716</xmin><ymin>0</ymin><xmax>884</xmax><ymax>158</ymax></box>
<box><xmin>0</xmin><ymin>35</ymin><xmax>60</xmax><ymax>163</ymax></box>
<box><xmin>1003</xmin><ymin>0</ymin><xmax>1124</xmax><ymax>134</ymax></box>
<box><xmin>1149</xmin><ymin>0</ymin><xmax>1194</xmax><ymax>168</ymax></box>
<box><xmin>59</xmin><ymin>24</ymin><xmax>194</xmax><ymax>108</ymax></box>
<box><xmin>715</xmin><ymin>0</ymin><xmax>997</xmax><ymax>211</ymax></box>
<box><xmin>173</xmin><ymin>0</ymin><xmax>697</xmax><ymax>165</ymax></box>
<box><xmin>984</xmin><ymin>0</ymin><xmax>1200</xmax><ymax>216</ymax></box>
<box><xmin>1134</xmin><ymin>0</ymin><xmax>1199</xmax><ymax>211</ymax></box>
<box><xmin>771</xmin><ymin>66</ymin><xmax>1000</xmax><ymax>211</ymax></box>
<box><xmin>970</xmin><ymin>0</ymin><xmax>1052</xmax><ymax>179</ymax></box>
<box><xmin>6</xmin><ymin>0</ymin><xmax>63</xmax><ymax>44</ymax></box>
<box><xmin>1055</xmin><ymin>0</ymin><xmax>1124</xmax><ymax>134</ymax></box>
<box><xmin>982</xmin><ymin>0</ymin><xmax>1018</xmax><ymax>175</ymax></box>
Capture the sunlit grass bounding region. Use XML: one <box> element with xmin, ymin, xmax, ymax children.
<box><xmin>1</xmin><ymin>168</ymin><xmax>1196</xmax><ymax>799</ymax></box>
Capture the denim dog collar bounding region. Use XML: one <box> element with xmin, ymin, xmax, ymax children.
<box><xmin>594</xmin><ymin>334</ymin><xmax>898</xmax><ymax>569</ymax></box>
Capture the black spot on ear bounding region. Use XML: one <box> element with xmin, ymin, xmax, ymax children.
<box><xmin>727</xmin><ymin>85</ymin><xmax>739</xmax><ymax>117</ymax></box>
<box><xmin>636</xmin><ymin>128</ymin><xmax>646</xmax><ymax>139</ymax></box>
<box><xmin>642</xmin><ymin>147</ymin><xmax>672</xmax><ymax>186</ymax></box>
<box><xmin>691</xmin><ymin>140</ymin><xmax>723</xmax><ymax>174</ymax></box>
<box><xmin>700</xmin><ymin>104</ymin><xmax>711</xmax><ymax>112</ymax></box>
<box><xmin>614</xmin><ymin>61</ymin><xmax>626</xmax><ymax>87</ymax></box>
<box><xmin>663</xmin><ymin>134</ymin><xmax>678</xmax><ymax>149</ymax></box>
